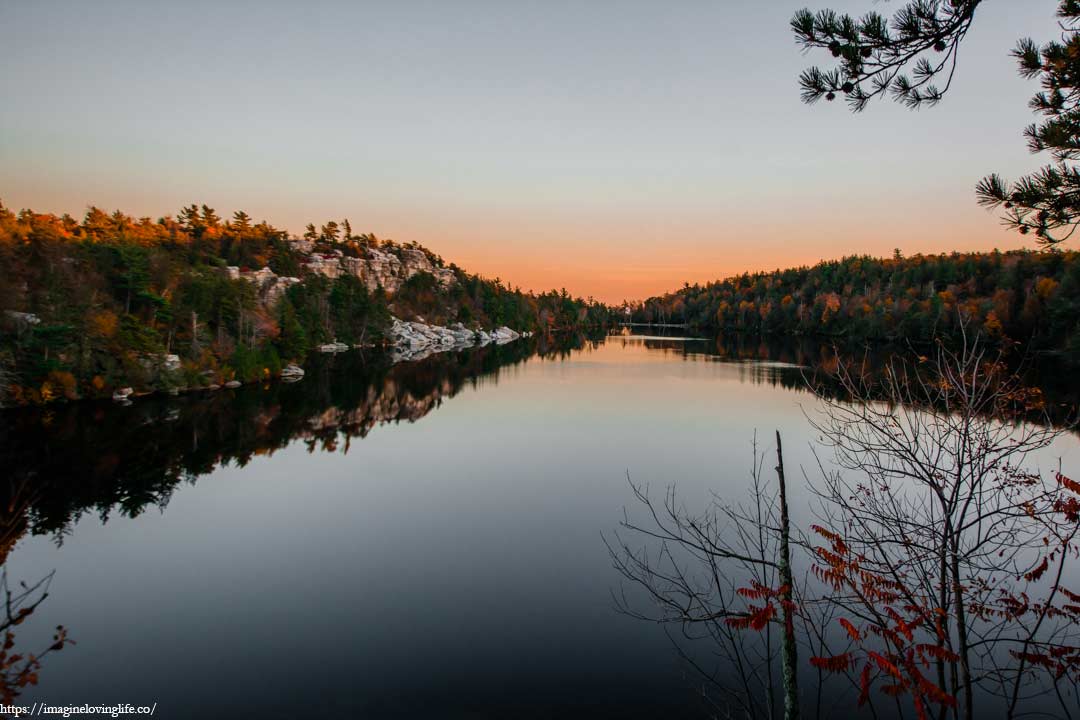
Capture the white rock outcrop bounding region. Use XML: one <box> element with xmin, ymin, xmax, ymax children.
<box><xmin>227</xmin><ymin>244</ymin><xmax>456</xmax><ymax>301</ymax></box>
<box><xmin>281</xmin><ymin>364</ymin><xmax>305</xmax><ymax>382</ymax></box>
<box><xmin>387</xmin><ymin>317</ymin><xmax>526</xmax><ymax>362</ymax></box>
<box><xmin>224</xmin><ymin>266</ymin><xmax>301</xmax><ymax>305</ymax></box>
<box><xmin>304</xmin><ymin>246</ymin><xmax>455</xmax><ymax>293</ymax></box>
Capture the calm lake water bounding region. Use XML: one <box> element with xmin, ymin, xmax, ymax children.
<box><xmin>2</xmin><ymin>332</ymin><xmax>1078</xmax><ymax>719</ymax></box>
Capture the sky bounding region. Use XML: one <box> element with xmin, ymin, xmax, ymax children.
<box><xmin>0</xmin><ymin>0</ymin><xmax>1065</xmax><ymax>302</ymax></box>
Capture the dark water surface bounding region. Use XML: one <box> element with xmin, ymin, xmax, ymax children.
<box><xmin>2</xmin><ymin>333</ymin><xmax>1077</xmax><ymax>719</ymax></box>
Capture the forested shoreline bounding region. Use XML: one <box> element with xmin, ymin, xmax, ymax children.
<box><xmin>627</xmin><ymin>250</ymin><xmax>1080</xmax><ymax>362</ymax></box>
<box><xmin>7</xmin><ymin>199</ymin><xmax>1080</xmax><ymax>409</ymax></box>
<box><xmin>0</xmin><ymin>202</ymin><xmax>611</xmax><ymax>406</ymax></box>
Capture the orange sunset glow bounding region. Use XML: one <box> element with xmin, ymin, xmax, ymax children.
<box><xmin>1</xmin><ymin>2</ymin><xmax>1057</xmax><ymax>303</ymax></box>
<box><xmin>5</xmin><ymin>1</ymin><xmax>1080</xmax><ymax>719</ymax></box>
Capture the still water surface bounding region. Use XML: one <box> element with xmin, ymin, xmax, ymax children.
<box><xmin>2</xmin><ymin>333</ymin><xmax>1077</xmax><ymax>718</ymax></box>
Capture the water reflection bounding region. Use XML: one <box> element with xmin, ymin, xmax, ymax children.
<box><xmin>0</xmin><ymin>334</ymin><xmax>605</xmax><ymax>542</ymax></box>
<box><xmin>620</xmin><ymin>330</ymin><xmax>1080</xmax><ymax>430</ymax></box>
<box><xmin>7</xmin><ymin>330</ymin><xmax>1070</xmax><ymax>548</ymax></box>
<box><xmin>611</xmin><ymin>330</ymin><xmax>1080</xmax><ymax>719</ymax></box>
<box><xmin>0</xmin><ymin>330</ymin><xmax>1075</xmax><ymax>718</ymax></box>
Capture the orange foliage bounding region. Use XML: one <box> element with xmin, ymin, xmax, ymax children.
<box><xmin>45</xmin><ymin>371</ymin><xmax>77</xmax><ymax>401</ymax></box>
<box><xmin>1035</xmin><ymin>276</ymin><xmax>1060</xmax><ymax>300</ymax></box>
<box><xmin>88</xmin><ymin>310</ymin><xmax>118</xmax><ymax>339</ymax></box>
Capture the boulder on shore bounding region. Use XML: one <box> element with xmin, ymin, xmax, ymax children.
<box><xmin>387</xmin><ymin>316</ymin><xmax>526</xmax><ymax>362</ymax></box>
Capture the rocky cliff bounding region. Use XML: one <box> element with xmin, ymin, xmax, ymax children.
<box><xmin>225</xmin><ymin>243</ymin><xmax>457</xmax><ymax>306</ymax></box>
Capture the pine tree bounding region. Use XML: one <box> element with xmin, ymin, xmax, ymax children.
<box><xmin>977</xmin><ymin>3</ymin><xmax>1080</xmax><ymax>244</ymax></box>
<box><xmin>200</xmin><ymin>205</ymin><xmax>220</xmax><ymax>230</ymax></box>
<box><xmin>793</xmin><ymin>1</ymin><xmax>1080</xmax><ymax>245</ymax></box>
<box><xmin>321</xmin><ymin>221</ymin><xmax>340</xmax><ymax>244</ymax></box>
<box><xmin>231</xmin><ymin>210</ymin><xmax>252</xmax><ymax>232</ymax></box>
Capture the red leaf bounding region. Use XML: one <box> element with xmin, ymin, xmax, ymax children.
<box><xmin>857</xmin><ymin>663</ymin><xmax>872</xmax><ymax>706</ymax></box>
<box><xmin>810</xmin><ymin>653</ymin><xmax>853</xmax><ymax>672</ymax></box>
<box><xmin>1058</xmin><ymin>473</ymin><xmax>1080</xmax><ymax>495</ymax></box>
<box><xmin>868</xmin><ymin>651</ymin><xmax>904</xmax><ymax>680</ymax></box>
<box><xmin>1025</xmin><ymin>556</ymin><xmax>1050</xmax><ymax>583</ymax></box>
<box><xmin>839</xmin><ymin>618</ymin><xmax>861</xmax><ymax>641</ymax></box>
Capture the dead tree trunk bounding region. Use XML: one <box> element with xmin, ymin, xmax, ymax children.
<box><xmin>775</xmin><ymin>430</ymin><xmax>800</xmax><ymax>720</ymax></box>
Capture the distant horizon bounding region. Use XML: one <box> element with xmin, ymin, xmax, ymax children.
<box><xmin>0</xmin><ymin>0</ymin><xmax>1062</xmax><ymax>302</ymax></box>
<box><xmin>1</xmin><ymin>195</ymin><xmax>1048</xmax><ymax>305</ymax></box>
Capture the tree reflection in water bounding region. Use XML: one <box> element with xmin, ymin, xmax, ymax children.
<box><xmin>0</xmin><ymin>332</ymin><xmax>600</xmax><ymax>701</ymax></box>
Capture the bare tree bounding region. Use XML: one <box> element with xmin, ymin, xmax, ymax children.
<box><xmin>606</xmin><ymin>433</ymin><xmax>805</xmax><ymax>720</ymax></box>
<box><xmin>804</xmin><ymin>330</ymin><xmax>1080</xmax><ymax>720</ymax></box>
<box><xmin>611</xmin><ymin>330</ymin><xmax>1080</xmax><ymax>719</ymax></box>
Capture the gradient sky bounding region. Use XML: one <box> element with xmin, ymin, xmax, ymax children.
<box><xmin>0</xmin><ymin>0</ymin><xmax>1063</xmax><ymax>302</ymax></box>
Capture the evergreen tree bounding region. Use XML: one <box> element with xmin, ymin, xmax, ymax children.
<box><xmin>200</xmin><ymin>205</ymin><xmax>220</xmax><ymax>230</ymax></box>
<box><xmin>321</xmin><ymin>221</ymin><xmax>340</xmax><ymax>244</ymax></box>
<box><xmin>231</xmin><ymin>210</ymin><xmax>252</xmax><ymax>232</ymax></box>
<box><xmin>793</xmin><ymin>1</ymin><xmax>1080</xmax><ymax>245</ymax></box>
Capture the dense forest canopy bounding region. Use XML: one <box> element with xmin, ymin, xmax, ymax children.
<box><xmin>0</xmin><ymin>202</ymin><xmax>611</xmax><ymax>406</ymax></box>
<box><xmin>627</xmin><ymin>250</ymin><xmax>1080</xmax><ymax>362</ymax></box>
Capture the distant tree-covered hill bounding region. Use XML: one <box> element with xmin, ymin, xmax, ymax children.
<box><xmin>0</xmin><ymin>201</ymin><xmax>611</xmax><ymax>405</ymax></box>
<box><xmin>628</xmin><ymin>250</ymin><xmax>1080</xmax><ymax>362</ymax></box>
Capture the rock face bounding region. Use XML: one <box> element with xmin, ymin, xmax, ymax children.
<box><xmin>306</xmin><ymin>247</ymin><xmax>456</xmax><ymax>293</ymax></box>
<box><xmin>3</xmin><ymin>311</ymin><xmax>41</xmax><ymax>330</ymax></box>
<box><xmin>304</xmin><ymin>254</ymin><xmax>342</xmax><ymax>280</ymax></box>
<box><xmin>137</xmin><ymin>353</ymin><xmax>181</xmax><ymax>374</ymax></box>
<box><xmin>225</xmin><ymin>244</ymin><xmax>456</xmax><ymax>302</ymax></box>
<box><xmin>388</xmin><ymin>317</ymin><xmax>528</xmax><ymax>362</ymax></box>
<box><xmin>225</xmin><ymin>266</ymin><xmax>302</xmax><ymax>305</ymax></box>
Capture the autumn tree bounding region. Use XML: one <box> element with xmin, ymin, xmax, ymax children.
<box><xmin>0</xmin><ymin>199</ymin><xmax>613</xmax><ymax>404</ymax></box>
<box><xmin>0</xmin><ymin>571</ymin><xmax>72</xmax><ymax>703</ymax></box>
<box><xmin>613</xmin><ymin>332</ymin><xmax>1080</xmax><ymax>718</ymax></box>
<box><xmin>802</xmin><ymin>330</ymin><xmax>1080</xmax><ymax>720</ymax></box>
<box><xmin>199</xmin><ymin>205</ymin><xmax>221</xmax><ymax>231</ymax></box>
<box><xmin>178</xmin><ymin>204</ymin><xmax>204</xmax><ymax>236</ymax></box>
<box><xmin>793</xmin><ymin>0</ymin><xmax>1080</xmax><ymax>245</ymax></box>
<box><xmin>231</xmin><ymin>210</ymin><xmax>252</xmax><ymax>233</ymax></box>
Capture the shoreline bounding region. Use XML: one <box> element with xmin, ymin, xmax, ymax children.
<box><xmin>2</xmin><ymin>317</ymin><xmax>536</xmax><ymax>410</ymax></box>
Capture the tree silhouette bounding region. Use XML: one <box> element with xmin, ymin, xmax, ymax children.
<box><xmin>612</xmin><ymin>333</ymin><xmax>1080</xmax><ymax>718</ymax></box>
<box><xmin>793</xmin><ymin>1</ymin><xmax>1080</xmax><ymax>245</ymax></box>
<box><xmin>321</xmin><ymin>221</ymin><xmax>340</xmax><ymax>244</ymax></box>
<box><xmin>231</xmin><ymin>210</ymin><xmax>251</xmax><ymax>232</ymax></box>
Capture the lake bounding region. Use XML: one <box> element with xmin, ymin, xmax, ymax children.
<box><xmin>2</xmin><ymin>331</ymin><xmax>1078</xmax><ymax>719</ymax></box>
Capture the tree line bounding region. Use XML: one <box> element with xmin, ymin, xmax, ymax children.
<box><xmin>627</xmin><ymin>250</ymin><xmax>1080</xmax><ymax>361</ymax></box>
<box><xmin>0</xmin><ymin>202</ymin><xmax>612</xmax><ymax>406</ymax></box>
